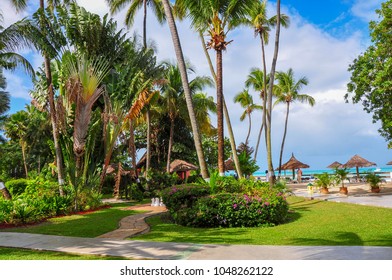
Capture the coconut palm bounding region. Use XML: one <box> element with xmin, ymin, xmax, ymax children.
<box><xmin>175</xmin><ymin>0</ymin><xmax>255</xmax><ymax>175</ymax></box>
<box><xmin>160</xmin><ymin>0</ymin><xmax>209</xmax><ymax>179</ymax></box>
<box><xmin>106</xmin><ymin>0</ymin><xmax>165</xmax><ymax>49</ymax></box>
<box><xmin>9</xmin><ymin>0</ymin><xmax>74</xmax><ymax>193</ymax></box>
<box><xmin>161</xmin><ymin>61</ymin><xmax>214</xmax><ymax>172</ymax></box>
<box><xmin>275</xmin><ymin>68</ymin><xmax>314</xmax><ymax>178</ymax></box>
<box><xmin>245</xmin><ymin>68</ymin><xmax>269</xmax><ymax>160</ymax></box>
<box><xmin>233</xmin><ymin>89</ymin><xmax>262</xmax><ymax>146</ymax></box>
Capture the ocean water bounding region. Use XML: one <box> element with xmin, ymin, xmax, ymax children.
<box><xmin>252</xmin><ymin>167</ymin><xmax>392</xmax><ymax>177</ymax></box>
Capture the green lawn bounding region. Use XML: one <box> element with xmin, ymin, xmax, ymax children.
<box><xmin>0</xmin><ymin>247</ymin><xmax>129</xmax><ymax>260</ymax></box>
<box><xmin>131</xmin><ymin>196</ymin><xmax>392</xmax><ymax>246</ymax></box>
<box><xmin>0</xmin><ymin>202</ymin><xmax>141</xmax><ymax>238</ymax></box>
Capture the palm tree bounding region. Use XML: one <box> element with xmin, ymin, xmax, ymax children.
<box><xmin>106</xmin><ymin>0</ymin><xmax>166</xmax><ymax>178</ymax></box>
<box><xmin>275</xmin><ymin>68</ymin><xmax>314</xmax><ymax>178</ymax></box>
<box><xmin>175</xmin><ymin>0</ymin><xmax>255</xmax><ymax>175</ymax></box>
<box><xmin>106</xmin><ymin>0</ymin><xmax>165</xmax><ymax>49</ymax></box>
<box><xmin>160</xmin><ymin>0</ymin><xmax>209</xmax><ymax>179</ymax></box>
<box><xmin>4</xmin><ymin>110</ymin><xmax>29</xmax><ymax>177</ymax></box>
<box><xmin>9</xmin><ymin>0</ymin><xmax>74</xmax><ymax>194</ymax></box>
<box><xmin>242</xmin><ymin>0</ymin><xmax>289</xmax><ymax>184</ymax></box>
<box><xmin>245</xmin><ymin>68</ymin><xmax>269</xmax><ymax>160</ymax></box>
<box><xmin>161</xmin><ymin>61</ymin><xmax>214</xmax><ymax>172</ymax></box>
<box><xmin>233</xmin><ymin>89</ymin><xmax>262</xmax><ymax>146</ymax></box>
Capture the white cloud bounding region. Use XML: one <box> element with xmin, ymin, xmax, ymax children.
<box><xmin>351</xmin><ymin>0</ymin><xmax>384</xmax><ymax>22</ymax></box>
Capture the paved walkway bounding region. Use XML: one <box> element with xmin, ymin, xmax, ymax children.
<box><xmin>1</xmin><ymin>187</ymin><xmax>392</xmax><ymax>260</ymax></box>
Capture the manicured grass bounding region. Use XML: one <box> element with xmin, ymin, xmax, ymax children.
<box><xmin>132</xmin><ymin>196</ymin><xmax>392</xmax><ymax>246</ymax></box>
<box><xmin>0</xmin><ymin>202</ymin><xmax>141</xmax><ymax>238</ymax></box>
<box><xmin>0</xmin><ymin>247</ymin><xmax>129</xmax><ymax>260</ymax></box>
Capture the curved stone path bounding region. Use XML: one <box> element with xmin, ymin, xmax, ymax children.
<box><xmin>97</xmin><ymin>204</ymin><xmax>167</xmax><ymax>239</ymax></box>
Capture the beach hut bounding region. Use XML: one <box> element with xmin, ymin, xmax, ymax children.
<box><xmin>224</xmin><ymin>157</ymin><xmax>235</xmax><ymax>171</ymax></box>
<box><xmin>342</xmin><ymin>154</ymin><xmax>376</xmax><ymax>179</ymax></box>
<box><xmin>279</xmin><ymin>153</ymin><xmax>310</xmax><ymax>180</ymax></box>
<box><xmin>387</xmin><ymin>161</ymin><xmax>392</xmax><ymax>165</ymax></box>
<box><xmin>327</xmin><ymin>161</ymin><xmax>342</xmax><ymax>169</ymax></box>
<box><xmin>169</xmin><ymin>159</ymin><xmax>198</xmax><ymax>180</ymax></box>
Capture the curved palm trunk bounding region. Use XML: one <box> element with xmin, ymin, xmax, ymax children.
<box><xmin>266</xmin><ymin>0</ymin><xmax>282</xmax><ymax>186</ymax></box>
<box><xmin>245</xmin><ymin>112</ymin><xmax>251</xmax><ymax>145</ymax></box>
<box><xmin>254</xmin><ymin>122</ymin><xmax>264</xmax><ymax>160</ymax></box>
<box><xmin>199</xmin><ymin>33</ymin><xmax>242</xmax><ymax>178</ymax></box>
<box><xmin>129</xmin><ymin>120</ymin><xmax>138</xmax><ymax>178</ymax></box>
<box><xmin>278</xmin><ymin>102</ymin><xmax>290</xmax><ymax>178</ymax></box>
<box><xmin>216</xmin><ymin>49</ymin><xmax>225</xmax><ymax>176</ymax></box>
<box><xmin>161</xmin><ymin>0</ymin><xmax>209</xmax><ymax>180</ymax></box>
<box><xmin>166</xmin><ymin>117</ymin><xmax>174</xmax><ymax>173</ymax></box>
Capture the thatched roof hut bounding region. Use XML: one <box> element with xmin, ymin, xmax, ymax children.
<box><xmin>169</xmin><ymin>159</ymin><xmax>198</xmax><ymax>173</ymax></box>
<box><xmin>387</xmin><ymin>160</ymin><xmax>392</xmax><ymax>165</ymax></box>
<box><xmin>279</xmin><ymin>153</ymin><xmax>309</xmax><ymax>179</ymax></box>
<box><xmin>224</xmin><ymin>158</ymin><xmax>235</xmax><ymax>171</ymax></box>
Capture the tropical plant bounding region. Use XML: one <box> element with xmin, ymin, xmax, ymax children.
<box><xmin>160</xmin><ymin>0</ymin><xmax>209</xmax><ymax>180</ymax></box>
<box><xmin>106</xmin><ymin>0</ymin><xmax>166</xmax><ymax>179</ymax></box>
<box><xmin>275</xmin><ymin>68</ymin><xmax>314</xmax><ymax>178</ymax></box>
<box><xmin>234</xmin><ymin>89</ymin><xmax>262</xmax><ymax>145</ymax></box>
<box><xmin>366</xmin><ymin>173</ymin><xmax>382</xmax><ymax>189</ymax></box>
<box><xmin>0</xmin><ymin>69</ymin><xmax>9</xmax><ymax>116</ymax></box>
<box><xmin>334</xmin><ymin>168</ymin><xmax>349</xmax><ymax>188</ymax></box>
<box><xmin>315</xmin><ymin>173</ymin><xmax>334</xmax><ymax>193</ymax></box>
<box><xmin>176</xmin><ymin>0</ymin><xmax>255</xmax><ymax>175</ymax></box>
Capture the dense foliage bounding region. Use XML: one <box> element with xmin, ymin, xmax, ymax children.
<box><xmin>347</xmin><ymin>0</ymin><xmax>392</xmax><ymax>147</ymax></box>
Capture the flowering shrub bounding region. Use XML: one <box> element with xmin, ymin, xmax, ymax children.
<box><xmin>176</xmin><ymin>191</ymin><xmax>288</xmax><ymax>228</ymax></box>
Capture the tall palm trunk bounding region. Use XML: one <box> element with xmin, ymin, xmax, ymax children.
<box><xmin>254</xmin><ymin>123</ymin><xmax>264</xmax><ymax>160</ymax></box>
<box><xmin>146</xmin><ymin>107</ymin><xmax>151</xmax><ymax>176</ymax></box>
<box><xmin>166</xmin><ymin>116</ymin><xmax>174</xmax><ymax>173</ymax></box>
<box><xmin>161</xmin><ymin>0</ymin><xmax>209</xmax><ymax>180</ymax></box>
<box><xmin>266</xmin><ymin>0</ymin><xmax>281</xmax><ymax>186</ymax></box>
<box><xmin>245</xmin><ymin>111</ymin><xmax>252</xmax><ymax>145</ymax></box>
<box><xmin>216</xmin><ymin>49</ymin><xmax>225</xmax><ymax>176</ymax></box>
<box><xmin>21</xmin><ymin>141</ymin><xmax>28</xmax><ymax>178</ymax></box>
<box><xmin>199</xmin><ymin>33</ymin><xmax>243</xmax><ymax>178</ymax></box>
<box><xmin>45</xmin><ymin>45</ymin><xmax>65</xmax><ymax>195</ymax></box>
<box><xmin>129</xmin><ymin>119</ymin><xmax>138</xmax><ymax>177</ymax></box>
<box><xmin>143</xmin><ymin>0</ymin><xmax>147</xmax><ymax>48</ymax></box>
<box><xmin>278</xmin><ymin>102</ymin><xmax>290</xmax><ymax>178</ymax></box>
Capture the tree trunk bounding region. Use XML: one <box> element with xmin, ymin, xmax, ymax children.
<box><xmin>245</xmin><ymin>112</ymin><xmax>251</xmax><ymax>145</ymax></box>
<box><xmin>146</xmin><ymin>107</ymin><xmax>151</xmax><ymax>177</ymax></box>
<box><xmin>143</xmin><ymin>0</ymin><xmax>147</xmax><ymax>49</ymax></box>
<box><xmin>216</xmin><ymin>49</ymin><xmax>225</xmax><ymax>176</ymax></box>
<box><xmin>199</xmin><ymin>33</ymin><xmax>242</xmax><ymax>178</ymax></box>
<box><xmin>254</xmin><ymin>123</ymin><xmax>264</xmax><ymax>160</ymax></box>
<box><xmin>1</xmin><ymin>187</ymin><xmax>12</xmax><ymax>200</ymax></box>
<box><xmin>166</xmin><ymin>117</ymin><xmax>174</xmax><ymax>173</ymax></box>
<box><xmin>278</xmin><ymin>102</ymin><xmax>290</xmax><ymax>178</ymax></box>
<box><xmin>129</xmin><ymin>119</ymin><xmax>138</xmax><ymax>178</ymax></box>
<box><xmin>161</xmin><ymin>0</ymin><xmax>209</xmax><ymax>180</ymax></box>
<box><xmin>21</xmin><ymin>141</ymin><xmax>28</xmax><ymax>178</ymax></box>
<box><xmin>266</xmin><ymin>0</ymin><xmax>281</xmax><ymax>186</ymax></box>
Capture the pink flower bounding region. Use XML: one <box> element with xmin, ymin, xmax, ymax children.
<box><xmin>233</xmin><ymin>203</ymin><xmax>238</xmax><ymax>209</ymax></box>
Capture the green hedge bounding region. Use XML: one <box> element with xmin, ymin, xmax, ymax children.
<box><xmin>5</xmin><ymin>179</ymin><xmax>31</xmax><ymax>196</ymax></box>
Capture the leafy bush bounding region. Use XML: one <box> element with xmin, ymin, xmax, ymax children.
<box><xmin>128</xmin><ymin>183</ymin><xmax>144</xmax><ymax>202</ymax></box>
<box><xmin>161</xmin><ymin>185</ymin><xmax>210</xmax><ymax>220</ymax></box>
<box><xmin>5</xmin><ymin>179</ymin><xmax>31</xmax><ymax>196</ymax></box>
<box><xmin>177</xmin><ymin>191</ymin><xmax>288</xmax><ymax>228</ymax></box>
<box><xmin>143</xmin><ymin>170</ymin><xmax>179</xmax><ymax>197</ymax></box>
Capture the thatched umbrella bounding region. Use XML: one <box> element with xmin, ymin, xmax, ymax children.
<box><xmin>327</xmin><ymin>161</ymin><xmax>342</xmax><ymax>169</ymax></box>
<box><xmin>387</xmin><ymin>160</ymin><xmax>392</xmax><ymax>165</ymax></box>
<box><xmin>342</xmin><ymin>154</ymin><xmax>376</xmax><ymax>179</ymax></box>
<box><xmin>279</xmin><ymin>153</ymin><xmax>310</xmax><ymax>179</ymax></box>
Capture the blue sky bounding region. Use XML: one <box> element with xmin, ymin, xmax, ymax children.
<box><xmin>1</xmin><ymin>0</ymin><xmax>390</xmax><ymax>170</ymax></box>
